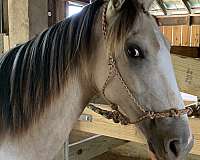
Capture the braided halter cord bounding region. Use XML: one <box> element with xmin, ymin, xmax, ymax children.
<box><xmin>87</xmin><ymin>2</ymin><xmax>193</xmax><ymax>125</ymax></box>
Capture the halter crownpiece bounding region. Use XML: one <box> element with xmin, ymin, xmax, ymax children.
<box><xmin>87</xmin><ymin>2</ymin><xmax>193</xmax><ymax>125</ymax></box>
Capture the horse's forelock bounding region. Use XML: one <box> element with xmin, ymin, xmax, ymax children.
<box><xmin>106</xmin><ymin>0</ymin><xmax>141</xmax><ymax>50</ymax></box>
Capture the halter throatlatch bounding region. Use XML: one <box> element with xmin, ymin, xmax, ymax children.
<box><xmin>87</xmin><ymin>2</ymin><xmax>193</xmax><ymax>125</ymax></box>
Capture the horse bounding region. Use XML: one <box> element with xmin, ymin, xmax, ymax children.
<box><xmin>0</xmin><ymin>0</ymin><xmax>194</xmax><ymax>159</ymax></box>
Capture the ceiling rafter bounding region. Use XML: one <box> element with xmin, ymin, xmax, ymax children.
<box><xmin>156</xmin><ymin>0</ymin><xmax>168</xmax><ymax>15</ymax></box>
<box><xmin>182</xmin><ymin>0</ymin><xmax>192</xmax><ymax>14</ymax></box>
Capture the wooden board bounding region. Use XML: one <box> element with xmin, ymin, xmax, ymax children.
<box><xmin>182</xmin><ymin>25</ymin><xmax>190</xmax><ymax>46</ymax></box>
<box><xmin>191</xmin><ymin>15</ymin><xmax>200</xmax><ymax>25</ymax></box>
<box><xmin>3</xmin><ymin>34</ymin><xmax>9</xmax><ymax>52</ymax></box>
<box><xmin>161</xmin><ymin>25</ymin><xmax>199</xmax><ymax>47</ymax></box>
<box><xmin>159</xmin><ymin>26</ymin><xmax>164</xmax><ymax>34</ymax></box>
<box><xmin>53</xmin><ymin>131</ymin><xmax>128</xmax><ymax>160</ymax></box>
<box><xmin>191</xmin><ymin>25</ymin><xmax>200</xmax><ymax>47</ymax></box>
<box><xmin>171</xmin><ymin>46</ymin><xmax>200</xmax><ymax>58</ymax></box>
<box><xmin>68</xmin><ymin>135</ymin><xmax>127</xmax><ymax>160</ymax></box>
<box><xmin>74</xmin><ymin>105</ymin><xmax>200</xmax><ymax>155</ymax></box>
<box><xmin>172</xmin><ymin>54</ymin><xmax>200</xmax><ymax>97</ymax></box>
<box><xmin>172</xmin><ymin>26</ymin><xmax>181</xmax><ymax>46</ymax></box>
<box><xmin>156</xmin><ymin>15</ymin><xmax>190</xmax><ymax>26</ymax></box>
<box><xmin>156</xmin><ymin>15</ymin><xmax>200</xmax><ymax>26</ymax></box>
<box><xmin>74</xmin><ymin>107</ymin><xmax>144</xmax><ymax>144</ymax></box>
<box><xmin>163</xmin><ymin>26</ymin><xmax>173</xmax><ymax>44</ymax></box>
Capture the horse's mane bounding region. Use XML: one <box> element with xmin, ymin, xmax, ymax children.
<box><xmin>0</xmin><ymin>0</ymin><xmax>140</xmax><ymax>137</ymax></box>
<box><xmin>0</xmin><ymin>0</ymin><xmax>104</xmax><ymax>136</ymax></box>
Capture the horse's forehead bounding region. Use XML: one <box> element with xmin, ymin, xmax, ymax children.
<box><xmin>130</xmin><ymin>13</ymin><xmax>158</xmax><ymax>37</ymax></box>
<box><xmin>127</xmin><ymin>14</ymin><xmax>162</xmax><ymax>54</ymax></box>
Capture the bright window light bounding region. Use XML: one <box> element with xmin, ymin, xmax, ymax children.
<box><xmin>68</xmin><ymin>5</ymin><xmax>83</xmax><ymax>17</ymax></box>
<box><xmin>181</xmin><ymin>92</ymin><xmax>197</xmax><ymax>102</ymax></box>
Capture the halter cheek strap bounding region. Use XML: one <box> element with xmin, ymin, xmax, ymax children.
<box><xmin>87</xmin><ymin>2</ymin><xmax>193</xmax><ymax>125</ymax></box>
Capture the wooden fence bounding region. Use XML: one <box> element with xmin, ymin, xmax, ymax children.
<box><xmin>160</xmin><ymin>25</ymin><xmax>200</xmax><ymax>47</ymax></box>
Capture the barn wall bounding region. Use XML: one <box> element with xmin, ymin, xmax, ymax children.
<box><xmin>8</xmin><ymin>0</ymin><xmax>29</xmax><ymax>47</ymax></box>
<box><xmin>160</xmin><ymin>25</ymin><xmax>200</xmax><ymax>47</ymax></box>
<box><xmin>29</xmin><ymin>0</ymin><xmax>48</xmax><ymax>38</ymax></box>
<box><xmin>6</xmin><ymin>0</ymin><xmax>48</xmax><ymax>49</ymax></box>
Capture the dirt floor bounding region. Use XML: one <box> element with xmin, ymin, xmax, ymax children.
<box><xmin>92</xmin><ymin>142</ymin><xmax>200</xmax><ymax>160</ymax></box>
<box><xmin>91</xmin><ymin>152</ymin><xmax>149</xmax><ymax>160</ymax></box>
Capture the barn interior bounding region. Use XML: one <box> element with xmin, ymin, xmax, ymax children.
<box><xmin>0</xmin><ymin>0</ymin><xmax>200</xmax><ymax>159</ymax></box>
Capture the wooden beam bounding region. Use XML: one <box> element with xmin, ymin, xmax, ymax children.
<box><xmin>69</xmin><ymin>130</ymin><xmax>96</xmax><ymax>144</ymax></box>
<box><xmin>191</xmin><ymin>15</ymin><xmax>200</xmax><ymax>25</ymax></box>
<box><xmin>156</xmin><ymin>15</ymin><xmax>200</xmax><ymax>26</ymax></box>
<box><xmin>74</xmin><ymin>105</ymin><xmax>200</xmax><ymax>155</ymax></box>
<box><xmin>53</xmin><ymin>132</ymin><xmax>128</xmax><ymax>160</ymax></box>
<box><xmin>156</xmin><ymin>0</ymin><xmax>167</xmax><ymax>15</ymax></box>
<box><xmin>156</xmin><ymin>15</ymin><xmax>190</xmax><ymax>26</ymax></box>
<box><xmin>182</xmin><ymin>0</ymin><xmax>191</xmax><ymax>14</ymax></box>
<box><xmin>171</xmin><ymin>46</ymin><xmax>200</xmax><ymax>58</ymax></box>
<box><xmin>74</xmin><ymin>107</ymin><xmax>145</xmax><ymax>144</ymax></box>
<box><xmin>69</xmin><ymin>135</ymin><xmax>128</xmax><ymax>160</ymax></box>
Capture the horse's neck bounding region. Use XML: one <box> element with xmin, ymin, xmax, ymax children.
<box><xmin>0</xmin><ymin>78</ymin><xmax>92</xmax><ymax>160</ymax></box>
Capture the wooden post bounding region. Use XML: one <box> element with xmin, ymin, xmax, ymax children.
<box><xmin>56</xmin><ymin>0</ymin><xmax>65</xmax><ymax>22</ymax></box>
<box><xmin>0</xmin><ymin>0</ymin><xmax>3</xmax><ymax>33</ymax></box>
<box><xmin>64</xmin><ymin>141</ymin><xmax>69</xmax><ymax>160</ymax></box>
<box><xmin>48</xmin><ymin>0</ymin><xmax>57</xmax><ymax>26</ymax></box>
<box><xmin>0</xmin><ymin>34</ymin><xmax>3</xmax><ymax>53</ymax></box>
<box><xmin>2</xmin><ymin>0</ymin><xmax>8</xmax><ymax>34</ymax></box>
<box><xmin>28</xmin><ymin>0</ymin><xmax>48</xmax><ymax>39</ymax></box>
<box><xmin>48</xmin><ymin>0</ymin><xmax>66</xmax><ymax>26</ymax></box>
<box><xmin>7</xmin><ymin>0</ymin><xmax>48</xmax><ymax>48</ymax></box>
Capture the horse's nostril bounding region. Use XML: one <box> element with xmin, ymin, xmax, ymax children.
<box><xmin>169</xmin><ymin>140</ymin><xmax>181</xmax><ymax>157</ymax></box>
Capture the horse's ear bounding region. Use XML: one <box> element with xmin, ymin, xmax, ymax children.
<box><xmin>141</xmin><ymin>0</ymin><xmax>154</xmax><ymax>10</ymax></box>
<box><xmin>106</xmin><ymin>0</ymin><xmax>126</xmax><ymax>19</ymax></box>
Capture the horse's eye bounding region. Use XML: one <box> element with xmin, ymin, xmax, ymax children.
<box><xmin>126</xmin><ymin>45</ymin><xmax>144</xmax><ymax>58</ymax></box>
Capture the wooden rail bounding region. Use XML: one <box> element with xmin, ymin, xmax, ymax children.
<box><xmin>74</xmin><ymin>105</ymin><xmax>200</xmax><ymax>156</ymax></box>
<box><xmin>53</xmin><ymin>131</ymin><xmax>128</xmax><ymax>160</ymax></box>
<box><xmin>171</xmin><ymin>46</ymin><xmax>200</xmax><ymax>58</ymax></box>
<box><xmin>157</xmin><ymin>15</ymin><xmax>200</xmax><ymax>26</ymax></box>
<box><xmin>160</xmin><ymin>25</ymin><xmax>200</xmax><ymax>47</ymax></box>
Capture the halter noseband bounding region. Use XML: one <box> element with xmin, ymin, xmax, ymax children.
<box><xmin>88</xmin><ymin>2</ymin><xmax>193</xmax><ymax>125</ymax></box>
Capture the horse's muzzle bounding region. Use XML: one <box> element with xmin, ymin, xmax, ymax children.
<box><xmin>139</xmin><ymin>116</ymin><xmax>194</xmax><ymax>160</ymax></box>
